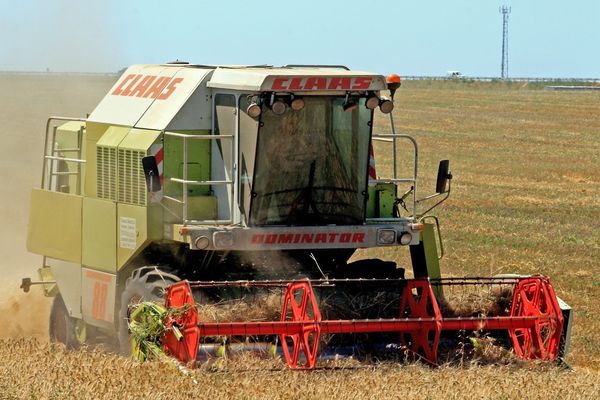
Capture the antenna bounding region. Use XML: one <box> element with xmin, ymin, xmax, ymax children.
<box><xmin>499</xmin><ymin>5</ymin><xmax>511</xmax><ymax>79</ymax></box>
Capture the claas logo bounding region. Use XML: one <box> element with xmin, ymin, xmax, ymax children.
<box><xmin>111</xmin><ymin>74</ymin><xmax>184</xmax><ymax>100</ymax></box>
<box><xmin>270</xmin><ymin>76</ymin><xmax>374</xmax><ymax>91</ymax></box>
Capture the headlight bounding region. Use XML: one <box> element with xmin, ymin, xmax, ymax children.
<box><xmin>291</xmin><ymin>97</ymin><xmax>305</xmax><ymax>111</ymax></box>
<box><xmin>379</xmin><ymin>98</ymin><xmax>394</xmax><ymax>114</ymax></box>
<box><xmin>398</xmin><ymin>232</ymin><xmax>413</xmax><ymax>245</ymax></box>
<box><xmin>271</xmin><ymin>100</ymin><xmax>287</xmax><ymax>115</ymax></box>
<box><xmin>247</xmin><ymin>102</ymin><xmax>262</xmax><ymax>118</ymax></box>
<box><xmin>194</xmin><ymin>235</ymin><xmax>210</xmax><ymax>250</ymax></box>
<box><xmin>213</xmin><ymin>231</ymin><xmax>234</xmax><ymax>248</ymax></box>
<box><xmin>365</xmin><ymin>95</ymin><xmax>380</xmax><ymax>110</ymax></box>
<box><xmin>377</xmin><ymin>229</ymin><xmax>396</xmax><ymax>245</ymax></box>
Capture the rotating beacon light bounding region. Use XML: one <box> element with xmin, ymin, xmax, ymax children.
<box><xmin>386</xmin><ymin>73</ymin><xmax>401</xmax><ymax>99</ymax></box>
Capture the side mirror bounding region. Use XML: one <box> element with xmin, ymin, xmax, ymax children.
<box><xmin>142</xmin><ymin>156</ymin><xmax>161</xmax><ymax>192</ymax></box>
<box><xmin>435</xmin><ymin>160</ymin><xmax>452</xmax><ymax>194</ymax></box>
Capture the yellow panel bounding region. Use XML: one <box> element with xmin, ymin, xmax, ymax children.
<box><xmin>26</xmin><ymin>189</ymin><xmax>82</xmax><ymax>263</ymax></box>
<box><xmin>82</xmin><ymin>197</ymin><xmax>116</xmax><ymax>272</ymax></box>
<box><xmin>117</xmin><ymin>203</ymin><xmax>149</xmax><ymax>269</ymax></box>
<box><xmin>84</xmin><ymin>122</ymin><xmax>110</xmax><ymax>198</ymax></box>
<box><xmin>97</xmin><ymin>125</ymin><xmax>130</xmax><ymax>147</ymax></box>
<box><xmin>119</xmin><ymin>128</ymin><xmax>161</xmax><ymax>151</ymax></box>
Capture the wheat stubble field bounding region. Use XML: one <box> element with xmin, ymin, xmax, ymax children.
<box><xmin>0</xmin><ymin>74</ymin><xmax>599</xmax><ymax>399</ymax></box>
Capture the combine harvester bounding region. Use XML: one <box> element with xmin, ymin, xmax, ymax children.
<box><xmin>22</xmin><ymin>63</ymin><xmax>572</xmax><ymax>369</ymax></box>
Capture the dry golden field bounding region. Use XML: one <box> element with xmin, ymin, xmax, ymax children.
<box><xmin>0</xmin><ymin>74</ymin><xmax>599</xmax><ymax>399</ymax></box>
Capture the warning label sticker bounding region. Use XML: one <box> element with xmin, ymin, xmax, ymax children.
<box><xmin>119</xmin><ymin>217</ymin><xmax>137</xmax><ymax>250</ymax></box>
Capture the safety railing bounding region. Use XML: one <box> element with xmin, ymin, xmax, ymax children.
<box><xmin>162</xmin><ymin>131</ymin><xmax>235</xmax><ymax>226</ymax></box>
<box><xmin>369</xmin><ymin>113</ymin><xmax>418</xmax><ymax>221</ymax></box>
<box><xmin>41</xmin><ymin>116</ymin><xmax>87</xmax><ymax>194</ymax></box>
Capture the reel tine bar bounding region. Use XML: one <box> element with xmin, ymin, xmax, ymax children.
<box><xmin>161</xmin><ymin>276</ymin><xmax>564</xmax><ymax>369</ymax></box>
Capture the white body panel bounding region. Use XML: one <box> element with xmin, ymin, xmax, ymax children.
<box><xmin>88</xmin><ymin>65</ymin><xmax>213</xmax><ymax>130</ymax></box>
<box><xmin>48</xmin><ymin>258</ymin><xmax>82</xmax><ymax>318</ymax></box>
<box><xmin>88</xmin><ymin>65</ymin><xmax>174</xmax><ymax>127</ymax></box>
<box><xmin>138</xmin><ymin>67</ymin><xmax>213</xmax><ymax>130</ymax></box>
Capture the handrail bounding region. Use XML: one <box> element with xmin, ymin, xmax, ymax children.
<box><xmin>41</xmin><ymin>116</ymin><xmax>86</xmax><ymax>190</ymax></box>
<box><xmin>163</xmin><ymin>131</ymin><xmax>235</xmax><ymax>226</ymax></box>
<box><xmin>164</xmin><ymin>132</ymin><xmax>234</xmax><ymax>139</ymax></box>
<box><xmin>170</xmin><ymin>178</ymin><xmax>232</xmax><ymax>185</ymax></box>
<box><xmin>371</xmin><ymin>178</ymin><xmax>415</xmax><ymax>183</ymax></box>
<box><xmin>44</xmin><ymin>155</ymin><xmax>86</xmax><ymax>164</ymax></box>
<box><xmin>370</xmin><ymin>130</ymin><xmax>419</xmax><ymax>220</ymax></box>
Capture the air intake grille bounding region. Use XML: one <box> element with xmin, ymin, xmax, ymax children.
<box><xmin>96</xmin><ymin>146</ymin><xmax>117</xmax><ymax>201</ymax></box>
<box><xmin>118</xmin><ymin>149</ymin><xmax>146</xmax><ymax>206</ymax></box>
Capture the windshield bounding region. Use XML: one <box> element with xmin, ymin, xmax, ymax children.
<box><xmin>250</xmin><ymin>97</ymin><xmax>372</xmax><ymax>226</ymax></box>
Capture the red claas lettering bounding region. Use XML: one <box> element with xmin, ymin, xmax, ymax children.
<box><xmin>112</xmin><ymin>74</ymin><xmax>136</xmax><ymax>95</ymax></box>
<box><xmin>271</xmin><ymin>77</ymin><xmax>289</xmax><ymax>90</ymax></box>
<box><xmin>111</xmin><ymin>74</ymin><xmax>184</xmax><ymax>100</ymax></box>
<box><xmin>351</xmin><ymin>77</ymin><xmax>373</xmax><ymax>90</ymax></box>
<box><xmin>270</xmin><ymin>76</ymin><xmax>374</xmax><ymax>91</ymax></box>
<box><xmin>157</xmin><ymin>77</ymin><xmax>184</xmax><ymax>100</ymax></box>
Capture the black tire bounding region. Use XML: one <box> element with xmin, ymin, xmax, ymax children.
<box><xmin>49</xmin><ymin>294</ymin><xmax>81</xmax><ymax>349</ymax></box>
<box><xmin>117</xmin><ymin>267</ymin><xmax>180</xmax><ymax>354</ymax></box>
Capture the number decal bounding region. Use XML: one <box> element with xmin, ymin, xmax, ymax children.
<box><xmin>91</xmin><ymin>281</ymin><xmax>108</xmax><ymax>320</ymax></box>
<box><xmin>84</xmin><ymin>270</ymin><xmax>114</xmax><ymax>322</ymax></box>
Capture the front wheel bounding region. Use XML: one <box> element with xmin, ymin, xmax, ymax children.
<box><xmin>117</xmin><ymin>267</ymin><xmax>180</xmax><ymax>354</ymax></box>
<box><xmin>49</xmin><ymin>294</ymin><xmax>84</xmax><ymax>349</ymax></box>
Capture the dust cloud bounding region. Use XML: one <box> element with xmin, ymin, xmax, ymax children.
<box><xmin>0</xmin><ymin>73</ymin><xmax>116</xmax><ymax>337</ymax></box>
<box><xmin>0</xmin><ymin>290</ymin><xmax>51</xmax><ymax>339</ymax></box>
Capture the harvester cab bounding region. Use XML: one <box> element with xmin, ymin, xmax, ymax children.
<box><xmin>23</xmin><ymin>63</ymin><xmax>571</xmax><ymax>368</ymax></box>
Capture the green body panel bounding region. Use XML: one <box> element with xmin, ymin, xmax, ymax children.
<box><xmin>409</xmin><ymin>223</ymin><xmax>443</xmax><ymax>297</ymax></box>
<box><xmin>27</xmin><ymin>189</ymin><xmax>83</xmax><ymax>263</ymax></box>
<box><xmin>163</xmin><ymin>130</ymin><xmax>211</xmax><ymax>197</ymax></box>
<box><xmin>421</xmin><ymin>223</ymin><xmax>441</xmax><ymax>279</ymax></box>
<box><xmin>117</xmin><ymin>203</ymin><xmax>157</xmax><ymax>270</ymax></box>
<box><xmin>187</xmin><ymin>196</ymin><xmax>218</xmax><ymax>221</ymax></box>
<box><xmin>82</xmin><ymin>197</ymin><xmax>117</xmax><ymax>272</ymax></box>
<box><xmin>366</xmin><ymin>183</ymin><xmax>397</xmax><ymax>218</ymax></box>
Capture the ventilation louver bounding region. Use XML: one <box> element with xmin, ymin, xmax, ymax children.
<box><xmin>118</xmin><ymin>149</ymin><xmax>147</xmax><ymax>206</ymax></box>
<box><xmin>96</xmin><ymin>145</ymin><xmax>117</xmax><ymax>201</ymax></box>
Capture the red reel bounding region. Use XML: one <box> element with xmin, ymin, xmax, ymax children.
<box><xmin>399</xmin><ymin>280</ymin><xmax>442</xmax><ymax>364</ymax></box>
<box><xmin>162</xmin><ymin>281</ymin><xmax>200</xmax><ymax>364</ymax></box>
<box><xmin>280</xmin><ymin>280</ymin><xmax>322</xmax><ymax>369</ymax></box>
<box><xmin>508</xmin><ymin>277</ymin><xmax>563</xmax><ymax>361</ymax></box>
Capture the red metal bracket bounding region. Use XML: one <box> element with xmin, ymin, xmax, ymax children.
<box><xmin>399</xmin><ymin>280</ymin><xmax>442</xmax><ymax>364</ymax></box>
<box><xmin>508</xmin><ymin>276</ymin><xmax>564</xmax><ymax>360</ymax></box>
<box><xmin>280</xmin><ymin>280</ymin><xmax>322</xmax><ymax>369</ymax></box>
<box><xmin>162</xmin><ymin>281</ymin><xmax>200</xmax><ymax>364</ymax></box>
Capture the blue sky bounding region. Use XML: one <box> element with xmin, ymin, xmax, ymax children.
<box><xmin>0</xmin><ymin>0</ymin><xmax>598</xmax><ymax>78</ymax></box>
